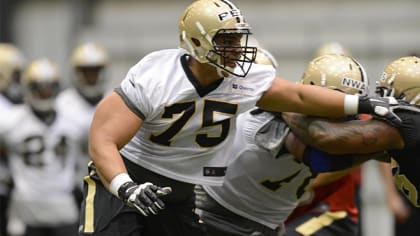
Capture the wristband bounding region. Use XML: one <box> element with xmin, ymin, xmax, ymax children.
<box><xmin>109</xmin><ymin>173</ymin><xmax>133</xmax><ymax>197</ymax></box>
<box><xmin>357</xmin><ymin>95</ymin><xmax>375</xmax><ymax>114</ymax></box>
<box><xmin>344</xmin><ymin>94</ymin><xmax>359</xmax><ymax>115</ymax></box>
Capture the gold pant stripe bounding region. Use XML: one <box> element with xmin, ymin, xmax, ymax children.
<box><xmin>295</xmin><ymin>211</ymin><xmax>347</xmax><ymax>236</ymax></box>
<box><xmin>83</xmin><ymin>175</ymin><xmax>96</xmax><ymax>233</ymax></box>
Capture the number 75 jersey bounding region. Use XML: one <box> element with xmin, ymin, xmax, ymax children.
<box><xmin>117</xmin><ymin>48</ymin><xmax>276</xmax><ymax>186</ymax></box>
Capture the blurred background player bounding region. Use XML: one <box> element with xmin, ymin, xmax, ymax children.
<box><xmin>56</xmin><ymin>42</ymin><xmax>109</xmax><ymax>207</ymax></box>
<box><xmin>1</xmin><ymin>58</ymin><xmax>82</xmax><ymax>236</ymax></box>
<box><xmin>285</xmin><ymin>52</ymin><xmax>368</xmax><ymax>236</ymax></box>
<box><xmin>0</xmin><ymin>43</ymin><xmax>25</xmax><ymax>236</ymax></box>
<box><xmin>314</xmin><ymin>41</ymin><xmax>352</xmax><ymax>58</ymax></box>
<box><xmin>194</xmin><ymin>51</ymin><xmax>369</xmax><ymax>236</ymax></box>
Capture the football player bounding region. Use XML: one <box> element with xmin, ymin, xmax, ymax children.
<box><xmin>284</xmin><ymin>42</ymin><xmax>363</xmax><ymax>236</ymax></box>
<box><xmin>0</xmin><ymin>59</ymin><xmax>82</xmax><ymax>236</ymax></box>
<box><xmin>78</xmin><ymin>1</ymin><xmax>403</xmax><ymax>235</ymax></box>
<box><xmin>56</xmin><ymin>42</ymin><xmax>109</xmax><ymax>207</ymax></box>
<box><xmin>195</xmin><ymin>52</ymin><xmax>369</xmax><ymax>236</ymax></box>
<box><xmin>0</xmin><ymin>43</ymin><xmax>25</xmax><ymax>236</ymax></box>
<box><xmin>282</xmin><ymin>56</ymin><xmax>420</xmax><ymax>232</ymax></box>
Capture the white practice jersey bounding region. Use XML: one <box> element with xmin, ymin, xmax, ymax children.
<box><xmin>118</xmin><ymin>48</ymin><xmax>276</xmax><ymax>186</ymax></box>
<box><xmin>0</xmin><ymin>94</ymin><xmax>14</xmax><ymax>195</ymax></box>
<box><xmin>56</xmin><ymin>88</ymin><xmax>97</xmax><ymax>188</ymax></box>
<box><xmin>0</xmin><ymin>106</ymin><xmax>82</xmax><ymax>225</ymax></box>
<box><xmin>203</xmin><ymin>110</ymin><xmax>313</xmax><ymax>229</ymax></box>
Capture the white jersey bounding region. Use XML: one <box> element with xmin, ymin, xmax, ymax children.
<box><xmin>118</xmin><ymin>48</ymin><xmax>276</xmax><ymax>186</ymax></box>
<box><xmin>56</xmin><ymin>88</ymin><xmax>97</xmax><ymax>189</ymax></box>
<box><xmin>0</xmin><ymin>106</ymin><xmax>82</xmax><ymax>226</ymax></box>
<box><xmin>0</xmin><ymin>94</ymin><xmax>14</xmax><ymax>195</ymax></box>
<box><xmin>203</xmin><ymin>110</ymin><xmax>313</xmax><ymax>229</ymax></box>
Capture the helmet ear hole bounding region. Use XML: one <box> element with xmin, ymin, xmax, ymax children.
<box><xmin>191</xmin><ymin>38</ymin><xmax>201</xmax><ymax>47</ymax></box>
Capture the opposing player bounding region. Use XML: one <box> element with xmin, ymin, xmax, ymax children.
<box><xmin>282</xmin><ymin>56</ymin><xmax>420</xmax><ymax>210</ymax></box>
<box><xmin>1</xmin><ymin>59</ymin><xmax>82</xmax><ymax>236</ymax></box>
<box><xmin>78</xmin><ymin>1</ymin><xmax>403</xmax><ymax>235</ymax></box>
<box><xmin>0</xmin><ymin>43</ymin><xmax>25</xmax><ymax>236</ymax></box>
<box><xmin>56</xmin><ymin>42</ymin><xmax>109</xmax><ymax>206</ymax></box>
<box><xmin>195</xmin><ymin>53</ymin><xmax>370</xmax><ymax>236</ymax></box>
<box><xmin>284</xmin><ymin>53</ymin><xmax>369</xmax><ymax>236</ymax></box>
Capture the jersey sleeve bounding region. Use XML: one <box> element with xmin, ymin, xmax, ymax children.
<box><xmin>117</xmin><ymin>60</ymin><xmax>154</xmax><ymax>121</ymax></box>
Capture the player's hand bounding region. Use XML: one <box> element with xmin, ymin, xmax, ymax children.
<box><xmin>118</xmin><ymin>181</ymin><xmax>172</xmax><ymax>216</ymax></box>
<box><xmin>358</xmin><ymin>96</ymin><xmax>402</xmax><ymax>127</ymax></box>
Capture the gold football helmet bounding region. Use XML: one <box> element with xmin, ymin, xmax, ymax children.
<box><xmin>376</xmin><ymin>56</ymin><xmax>420</xmax><ymax>105</ymax></box>
<box><xmin>315</xmin><ymin>42</ymin><xmax>351</xmax><ymax>57</ymax></box>
<box><xmin>0</xmin><ymin>43</ymin><xmax>25</xmax><ymax>103</ymax></box>
<box><xmin>22</xmin><ymin>58</ymin><xmax>60</xmax><ymax>112</ymax></box>
<box><xmin>179</xmin><ymin>0</ymin><xmax>257</xmax><ymax>77</ymax></box>
<box><xmin>71</xmin><ymin>42</ymin><xmax>108</xmax><ymax>100</ymax></box>
<box><xmin>301</xmin><ymin>54</ymin><xmax>368</xmax><ymax>95</ymax></box>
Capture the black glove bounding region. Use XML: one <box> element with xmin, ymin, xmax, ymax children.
<box><xmin>358</xmin><ymin>96</ymin><xmax>402</xmax><ymax>127</ymax></box>
<box><xmin>118</xmin><ymin>181</ymin><xmax>172</xmax><ymax>216</ymax></box>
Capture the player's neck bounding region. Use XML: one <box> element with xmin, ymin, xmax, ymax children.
<box><xmin>188</xmin><ymin>58</ymin><xmax>223</xmax><ymax>87</ymax></box>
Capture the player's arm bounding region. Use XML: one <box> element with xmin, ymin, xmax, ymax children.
<box><xmin>282</xmin><ymin>112</ymin><xmax>404</xmax><ymax>154</ymax></box>
<box><xmin>310</xmin><ymin>169</ymin><xmax>357</xmax><ymax>189</ymax></box>
<box><xmin>257</xmin><ymin>77</ymin><xmax>347</xmax><ymax>117</ymax></box>
<box><xmin>285</xmin><ymin>131</ymin><xmax>389</xmax><ymax>173</ymax></box>
<box><xmin>257</xmin><ymin>77</ymin><xmax>402</xmax><ymax>126</ymax></box>
<box><xmin>89</xmin><ymin>92</ymin><xmax>142</xmax><ymax>189</ymax></box>
<box><xmin>89</xmin><ymin>91</ymin><xmax>171</xmax><ymax>216</ymax></box>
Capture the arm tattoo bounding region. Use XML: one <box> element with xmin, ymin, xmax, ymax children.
<box><xmin>284</xmin><ymin>113</ymin><xmax>389</xmax><ymax>153</ymax></box>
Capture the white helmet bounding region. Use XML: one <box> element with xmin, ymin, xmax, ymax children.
<box><xmin>22</xmin><ymin>58</ymin><xmax>60</xmax><ymax>112</ymax></box>
<box><xmin>0</xmin><ymin>43</ymin><xmax>25</xmax><ymax>103</ymax></box>
<box><xmin>71</xmin><ymin>42</ymin><xmax>108</xmax><ymax>100</ymax></box>
<box><xmin>315</xmin><ymin>42</ymin><xmax>351</xmax><ymax>57</ymax></box>
<box><xmin>179</xmin><ymin>0</ymin><xmax>257</xmax><ymax>77</ymax></box>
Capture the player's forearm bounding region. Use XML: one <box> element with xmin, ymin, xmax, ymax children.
<box><xmin>258</xmin><ymin>79</ymin><xmax>350</xmax><ymax>117</ymax></box>
<box><xmin>89</xmin><ymin>138</ymin><xmax>128</xmax><ymax>189</ymax></box>
<box><xmin>310</xmin><ymin>169</ymin><xmax>355</xmax><ymax>189</ymax></box>
<box><xmin>284</xmin><ymin>112</ymin><xmax>403</xmax><ymax>154</ymax></box>
<box><xmin>281</xmin><ymin>112</ymin><xmax>323</xmax><ymax>146</ymax></box>
<box><xmin>294</xmin><ymin>83</ymin><xmax>350</xmax><ymax>116</ymax></box>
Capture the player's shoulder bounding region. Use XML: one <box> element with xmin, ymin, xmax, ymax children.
<box><xmin>134</xmin><ymin>48</ymin><xmax>186</xmax><ymax>68</ymax></box>
<box><xmin>0</xmin><ymin>95</ymin><xmax>13</xmax><ymax>109</ymax></box>
<box><xmin>0</xmin><ymin>105</ymin><xmax>28</xmax><ymax>133</ymax></box>
<box><xmin>238</xmin><ymin>63</ymin><xmax>276</xmax><ymax>89</ymax></box>
<box><xmin>126</xmin><ymin>48</ymin><xmax>186</xmax><ymax>87</ymax></box>
<box><xmin>56</xmin><ymin>88</ymin><xmax>80</xmax><ymax>105</ymax></box>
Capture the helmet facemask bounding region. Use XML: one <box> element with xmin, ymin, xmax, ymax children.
<box><xmin>207</xmin><ymin>29</ymin><xmax>256</xmax><ymax>77</ymax></box>
<box><xmin>22</xmin><ymin>59</ymin><xmax>60</xmax><ymax>113</ymax></box>
<box><xmin>4</xmin><ymin>69</ymin><xmax>24</xmax><ymax>104</ymax></box>
<box><xmin>74</xmin><ymin>65</ymin><xmax>106</xmax><ymax>99</ymax></box>
<box><xmin>71</xmin><ymin>42</ymin><xmax>108</xmax><ymax>100</ymax></box>
<box><xmin>26</xmin><ymin>80</ymin><xmax>59</xmax><ymax>112</ymax></box>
